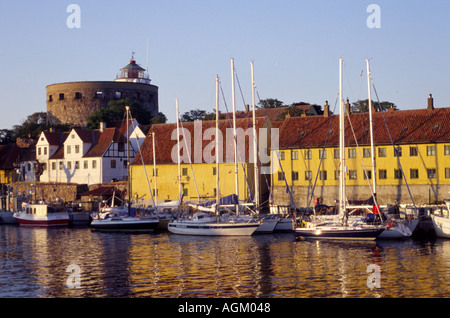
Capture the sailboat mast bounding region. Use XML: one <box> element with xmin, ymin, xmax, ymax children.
<box><xmin>339</xmin><ymin>58</ymin><xmax>346</xmax><ymax>215</ymax></box>
<box><xmin>176</xmin><ymin>98</ymin><xmax>182</xmax><ymax>203</ymax></box>
<box><xmin>126</xmin><ymin>105</ymin><xmax>131</xmax><ymax>215</ymax></box>
<box><xmin>231</xmin><ymin>58</ymin><xmax>239</xmax><ymax>212</ymax></box>
<box><xmin>251</xmin><ymin>61</ymin><xmax>259</xmax><ymax>213</ymax></box>
<box><xmin>152</xmin><ymin>132</ymin><xmax>157</xmax><ymax>208</ymax></box>
<box><xmin>366</xmin><ymin>59</ymin><xmax>377</xmax><ymax>197</ymax></box>
<box><xmin>215</xmin><ymin>76</ymin><xmax>220</xmax><ymax>211</ymax></box>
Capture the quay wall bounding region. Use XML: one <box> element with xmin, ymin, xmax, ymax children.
<box><xmin>273</xmin><ymin>184</ymin><xmax>450</xmax><ymax>207</ymax></box>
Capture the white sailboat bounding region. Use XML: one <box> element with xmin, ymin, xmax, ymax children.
<box><xmin>361</xmin><ymin>59</ymin><xmax>411</xmax><ymax>239</ymax></box>
<box><xmin>294</xmin><ymin>58</ymin><xmax>384</xmax><ymax>240</ymax></box>
<box><xmin>431</xmin><ymin>200</ymin><xmax>450</xmax><ymax>238</ymax></box>
<box><xmin>168</xmin><ymin>77</ymin><xmax>260</xmax><ymax>236</ymax></box>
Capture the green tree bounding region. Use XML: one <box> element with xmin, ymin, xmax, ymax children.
<box><xmin>257</xmin><ymin>98</ymin><xmax>285</xmax><ymax>109</ymax></box>
<box><xmin>0</xmin><ymin>129</ymin><xmax>14</xmax><ymax>144</ymax></box>
<box><xmin>12</xmin><ymin>112</ymin><xmax>70</xmax><ymax>140</ymax></box>
<box><xmin>180</xmin><ymin>109</ymin><xmax>207</xmax><ymax>122</ymax></box>
<box><xmin>351</xmin><ymin>99</ymin><xmax>398</xmax><ymax>113</ymax></box>
<box><xmin>87</xmin><ymin>98</ymin><xmax>161</xmax><ymax>129</ymax></box>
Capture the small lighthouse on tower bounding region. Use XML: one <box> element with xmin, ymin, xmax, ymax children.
<box><xmin>115</xmin><ymin>53</ymin><xmax>151</xmax><ymax>84</ymax></box>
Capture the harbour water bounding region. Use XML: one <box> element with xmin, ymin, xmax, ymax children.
<box><xmin>0</xmin><ymin>225</ymin><xmax>449</xmax><ymax>298</ymax></box>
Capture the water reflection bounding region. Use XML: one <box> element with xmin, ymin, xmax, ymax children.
<box><xmin>1</xmin><ymin>226</ymin><xmax>450</xmax><ymax>298</ymax></box>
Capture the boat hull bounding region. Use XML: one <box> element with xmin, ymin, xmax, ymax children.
<box><xmin>294</xmin><ymin>226</ymin><xmax>384</xmax><ymax>240</ymax></box>
<box><xmin>91</xmin><ymin>217</ymin><xmax>159</xmax><ymax>231</ymax></box>
<box><xmin>168</xmin><ymin>221</ymin><xmax>260</xmax><ymax>236</ymax></box>
<box><xmin>13</xmin><ymin>213</ymin><xmax>69</xmax><ymax>227</ymax></box>
<box><xmin>431</xmin><ymin>215</ymin><xmax>450</xmax><ymax>238</ymax></box>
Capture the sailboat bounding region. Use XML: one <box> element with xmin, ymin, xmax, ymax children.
<box><xmin>167</xmin><ymin>79</ymin><xmax>260</xmax><ymax>236</ymax></box>
<box><xmin>293</xmin><ymin>58</ymin><xmax>384</xmax><ymax>240</ymax></box>
<box><xmin>344</xmin><ymin>59</ymin><xmax>411</xmax><ymax>239</ymax></box>
<box><xmin>431</xmin><ymin>200</ymin><xmax>450</xmax><ymax>238</ymax></box>
<box><xmin>90</xmin><ymin>106</ymin><xmax>159</xmax><ymax>231</ymax></box>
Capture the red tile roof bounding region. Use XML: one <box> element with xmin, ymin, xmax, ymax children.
<box><xmin>132</xmin><ymin>117</ymin><xmax>270</xmax><ymax>165</ymax></box>
<box><xmin>84</xmin><ymin>128</ymin><xmax>126</xmax><ymax>158</ymax></box>
<box><xmin>278</xmin><ymin>107</ymin><xmax>450</xmax><ymax>149</ymax></box>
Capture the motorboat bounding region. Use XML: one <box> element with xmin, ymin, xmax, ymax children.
<box><xmin>13</xmin><ymin>202</ymin><xmax>69</xmax><ymax>227</ymax></box>
<box><xmin>90</xmin><ymin>214</ymin><xmax>159</xmax><ymax>231</ymax></box>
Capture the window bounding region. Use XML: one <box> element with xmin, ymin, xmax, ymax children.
<box><xmin>66</xmin><ymin>145</ymin><xmax>71</xmax><ymax>154</ymax></box>
<box><xmin>394</xmin><ymin>147</ymin><xmax>402</xmax><ymax>157</ymax></box>
<box><xmin>292</xmin><ymin>151</ymin><xmax>298</xmax><ymax>160</ymax></box>
<box><xmin>52</xmin><ymin>162</ymin><xmax>56</xmax><ymax>170</ymax></box>
<box><xmin>38</xmin><ymin>147</ymin><xmax>41</xmax><ymax>155</ymax></box>
<box><xmin>394</xmin><ymin>169</ymin><xmax>402</xmax><ymax>179</ymax></box>
<box><xmin>75</xmin><ymin>92</ymin><xmax>82</xmax><ymax>99</ymax></box>
<box><xmin>379</xmin><ymin>170</ymin><xmax>387</xmax><ymax>179</ymax></box>
<box><xmin>363</xmin><ymin>170</ymin><xmax>372</xmax><ymax>180</ymax></box>
<box><xmin>410</xmin><ymin>146</ymin><xmax>418</xmax><ymax>157</ymax></box>
<box><xmin>427</xmin><ymin>169</ymin><xmax>436</xmax><ymax>179</ymax></box>
<box><xmin>292</xmin><ymin>171</ymin><xmax>299</xmax><ymax>181</ymax></box>
<box><xmin>183</xmin><ymin>188</ymin><xmax>188</xmax><ymax>197</ymax></box>
<box><xmin>48</xmin><ymin>95</ymin><xmax>53</xmax><ymax>102</ymax></box>
<box><xmin>334</xmin><ymin>170</ymin><xmax>340</xmax><ymax>180</ymax></box>
<box><xmin>213</xmin><ymin>167</ymin><xmax>216</xmax><ymax>175</ymax></box>
<box><xmin>446</xmin><ymin>168</ymin><xmax>450</xmax><ymax>179</ymax></box>
<box><xmin>75</xmin><ymin>145</ymin><xmax>80</xmax><ymax>154</ymax></box>
<box><xmin>84</xmin><ymin>160</ymin><xmax>88</xmax><ymax>169</ymax></box>
<box><xmin>59</xmin><ymin>93</ymin><xmax>64</xmax><ymax>100</ymax></box>
<box><xmin>410</xmin><ymin>169</ymin><xmax>419</xmax><ymax>179</ymax></box>
<box><xmin>334</xmin><ymin>149</ymin><xmax>340</xmax><ymax>159</ymax></box>
<box><xmin>349</xmin><ymin>170</ymin><xmax>357</xmax><ymax>180</ymax></box>
<box><xmin>153</xmin><ymin>168</ymin><xmax>158</xmax><ymax>177</ymax></box>
<box><xmin>319</xmin><ymin>150</ymin><xmax>327</xmax><ymax>159</ymax></box>
<box><xmin>305</xmin><ymin>150</ymin><xmax>312</xmax><ymax>160</ymax></box>
<box><xmin>378</xmin><ymin>148</ymin><xmax>386</xmax><ymax>157</ymax></box>
<box><xmin>348</xmin><ymin>149</ymin><xmax>356</xmax><ymax>158</ymax></box>
<box><xmin>278</xmin><ymin>172</ymin><xmax>285</xmax><ymax>181</ymax></box>
<box><xmin>427</xmin><ymin>146</ymin><xmax>436</xmax><ymax>156</ymax></box>
<box><xmin>67</xmin><ymin>161</ymin><xmax>72</xmax><ymax>170</ymax></box>
<box><xmin>279</xmin><ymin>151</ymin><xmax>285</xmax><ymax>160</ymax></box>
<box><xmin>182</xmin><ymin>168</ymin><xmax>188</xmax><ymax>176</ymax></box>
<box><xmin>59</xmin><ymin>161</ymin><xmax>64</xmax><ymax>170</ymax></box>
<box><xmin>44</xmin><ymin>147</ymin><xmax>47</xmax><ymax>155</ymax></box>
<box><xmin>305</xmin><ymin>171</ymin><xmax>312</xmax><ymax>181</ymax></box>
<box><xmin>445</xmin><ymin>145</ymin><xmax>450</xmax><ymax>155</ymax></box>
<box><xmin>75</xmin><ymin>161</ymin><xmax>79</xmax><ymax>169</ymax></box>
<box><xmin>319</xmin><ymin>171</ymin><xmax>327</xmax><ymax>180</ymax></box>
<box><xmin>111</xmin><ymin>160</ymin><xmax>116</xmax><ymax>169</ymax></box>
<box><xmin>363</xmin><ymin>148</ymin><xmax>371</xmax><ymax>158</ymax></box>
<box><xmin>92</xmin><ymin>160</ymin><xmax>97</xmax><ymax>169</ymax></box>
<box><xmin>153</xmin><ymin>189</ymin><xmax>158</xmax><ymax>197</ymax></box>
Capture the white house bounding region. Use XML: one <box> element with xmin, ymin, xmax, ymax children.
<box><xmin>35</xmin><ymin>121</ymin><xmax>138</xmax><ymax>186</ymax></box>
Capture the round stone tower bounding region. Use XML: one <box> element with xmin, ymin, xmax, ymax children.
<box><xmin>46</xmin><ymin>55</ymin><xmax>158</xmax><ymax>127</ymax></box>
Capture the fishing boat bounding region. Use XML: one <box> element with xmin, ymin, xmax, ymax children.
<box><xmin>294</xmin><ymin>58</ymin><xmax>384</xmax><ymax>240</ymax></box>
<box><xmin>431</xmin><ymin>200</ymin><xmax>450</xmax><ymax>238</ymax></box>
<box><xmin>13</xmin><ymin>202</ymin><xmax>69</xmax><ymax>227</ymax></box>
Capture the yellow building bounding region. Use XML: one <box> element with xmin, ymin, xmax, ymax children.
<box><xmin>271</xmin><ymin>101</ymin><xmax>450</xmax><ymax>206</ymax></box>
<box><xmin>130</xmin><ymin>117</ymin><xmax>272</xmax><ymax>207</ymax></box>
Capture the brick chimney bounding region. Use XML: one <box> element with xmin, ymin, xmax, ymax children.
<box><xmin>323</xmin><ymin>100</ymin><xmax>329</xmax><ymax>118</ymax></box>
<box><xmin>427</xmin><ymin>94</ymin><xmax>434</xmax><ymax>112</ymax></box>
<box><xmin>345</xmin><ymin>98</ymin><xmax>351</xmax><ymax>115</ymax></box>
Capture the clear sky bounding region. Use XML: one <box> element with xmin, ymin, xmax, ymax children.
<box><xmin>1</xmin><ymin>0</ymin><xmax>450</xmax><ymax>130</ymax></box>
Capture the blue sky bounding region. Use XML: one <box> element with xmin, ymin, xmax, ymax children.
<box><xmin>1</xmin><ymin>0</ymin><xmax>450</xmax><ymax>130</ymax></box>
